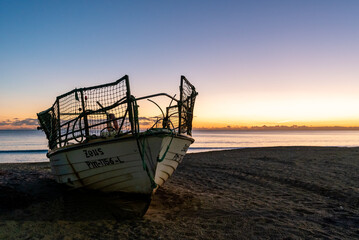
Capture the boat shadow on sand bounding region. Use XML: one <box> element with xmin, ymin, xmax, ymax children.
<box><xmin>0</xmin><ymin>177</ymin><xmax>152</xmax><ymax>221</ymax></box>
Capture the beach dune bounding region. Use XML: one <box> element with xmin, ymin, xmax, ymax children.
<box><xmin>1</xmin><ymin>147</ymin><xmax>358</xmax><ymax>239</ymax></box>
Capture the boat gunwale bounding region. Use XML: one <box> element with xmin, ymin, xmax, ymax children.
<box><xmin>47</xmin><ymin>130</ymin><xmax>194</xmax><ymax>157</ymax></box>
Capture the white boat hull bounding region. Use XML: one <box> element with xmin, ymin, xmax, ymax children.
<box><xmin>154</xmin><ymin>137</ymin><xmax>191</xmax><ymax>187</ymax></box>
<box><xmin>48</xmin><ymin>132</ymin><xmax>193</xmax><ymax>195</ymax></box>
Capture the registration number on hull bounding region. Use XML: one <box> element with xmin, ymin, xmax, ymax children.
<box><xmin>85</xmin><ymin>156</ymin><xmax>124</xmax><ymax>169</ymax></box>
<box><xmin>82</xmin><ymin>147</ymin><xmax>125</xmax><ymax>169</ymax></box>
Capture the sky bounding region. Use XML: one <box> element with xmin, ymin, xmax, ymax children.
<box><xmin>1</xmin><ymin>0</ymin><xmax>359</xmax><ymax>129</ymax></box>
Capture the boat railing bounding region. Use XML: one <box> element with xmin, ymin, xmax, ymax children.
<box><xmin>133</xmin><ymin>76</ymin><xmax>197</xmax><ymax>136</ymax></box>
<box><xmin>38</xmin><ymin>76</ymin><xmax>132</xmax><ymax>149</ymax></box>
<box><xmin>38</xmin><ymin>75</ymin><xmax>197</xmax><ymax>150</ymax></box>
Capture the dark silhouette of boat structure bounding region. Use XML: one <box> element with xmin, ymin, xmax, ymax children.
<box><xmin>37</xmin><ymin>75</ymin><xmax>197</xmax><ymax>215</ymax></box>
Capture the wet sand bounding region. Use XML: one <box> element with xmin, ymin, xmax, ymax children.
<box><xmin>1</xmin><ymin>147</ymin><xmax>359</xmax><ymax>239</ymax></box>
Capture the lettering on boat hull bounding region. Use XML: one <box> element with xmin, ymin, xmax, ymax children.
<box><xmin>83</xmin><ymin>148</ymin><xmax>105</xmax><ymax>158</ymax></box>
<box><xmin>173</xmin><ymin>153</ymin><xmax>185</xmax><ymax>164</ymax></box>
<box><xmin>85</xmin><ymin>156</ymin><xmax>124</xmax><ymax>169</ymax></box>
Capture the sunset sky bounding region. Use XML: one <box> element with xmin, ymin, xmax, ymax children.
<box><xmin>1</xmin><ymin>1</ymin><xmax>359</xmax><ymax>129</ymax></box>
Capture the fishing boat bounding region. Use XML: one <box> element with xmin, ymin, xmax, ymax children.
<box><xmin>37</xmin><ymin>75</ymin><xmax>197</xmax><ymax>199</ymax></box>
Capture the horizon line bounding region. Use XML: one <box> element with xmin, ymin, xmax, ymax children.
<box><xmin>3</xmin><ymin>125</ymin><xmax>359</xmax><ymax>131</ymax></box>
<box><xmin>193</xmin><ymin>125</ymin><xmax>359</xmax><ymax>131</ymax></box>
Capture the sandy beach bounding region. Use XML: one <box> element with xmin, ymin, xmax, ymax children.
<box><xmin>1</xmin><ymin>147</ymin><xmax>358</xmax><ymax>239</ymax></box>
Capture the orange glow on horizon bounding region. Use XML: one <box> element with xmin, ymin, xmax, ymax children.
<box><xmin>192</xmin><ymin>119</ymin><xmax>359</xmax><ymax>129</ymax></box>
<box><xmin>2</xmin><ymin>115</ymin><xmax>359</xmax><ymax>130</ymax></box>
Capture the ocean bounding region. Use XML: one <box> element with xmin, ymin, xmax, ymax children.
<box><xmin>189</xmin><ymin>130</ymin><xmax>359</xmax><ymax>152</ymax></box>
<box><xmin>0</xmin><ymin>130</ymin><xmax>48</xmax><ymax>163</ymax></box>
<box><xmin>1</xmin><ymin>130</ymin><xmax>359</xmax><ymax>163</ymax></box>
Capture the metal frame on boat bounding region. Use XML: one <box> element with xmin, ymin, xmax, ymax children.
<box><xmin>37</xmin><ymin>75</ymin><xmax>198</xmax><ymax>197</ymax></box>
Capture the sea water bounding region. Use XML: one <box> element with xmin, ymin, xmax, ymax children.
<box><xmin>189</xmin><ymin>130</ymin><xmax>359</xmax><ymax>152</ymax></box>
<box><xmin>1</xmin><ymin>130</ymin><xmax>359</xmax><ymax>163</ymax></box>
<box><xmin>0</xmin><ymin>130</ymin><xmax>48</xmax><ymax>163</ymax></box>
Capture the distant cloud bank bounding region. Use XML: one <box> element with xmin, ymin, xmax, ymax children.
<box><xmin>1</xmin><ymin>118</ymin><xmax>359</xmax><ymax>131</ymax></box>
<box><xmin>0</xmin><ymin>118</ymin><xmax>38</xmax><ymax>129</ymax></box>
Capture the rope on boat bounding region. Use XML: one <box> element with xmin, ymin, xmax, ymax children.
<box><xmin>157</xmin><ymin>131</ymin><xmax>174</xmax><ymax>162</ymax></box>
<box><xmin>131</xmin><ymin>96</ymin><xmax>176</xmax><ymax>188</ymax></box>
<box><xmin>138</xmin><ymin>128</ymin><xmax>174</xmax><ymax>188</ymax></box>
<box><xmin>132</xmin><ymin>96</ymin><xmax>158</xmax><ymax>189</ymax></box>
<box><xmin>139</xmin><ymin>130</ymin><xmax>158</xmax><ymax>189</ymax></box>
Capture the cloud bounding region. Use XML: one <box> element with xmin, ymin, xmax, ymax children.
<box><xmin>0</xmin><ymin>120</ymin><xmax>11</xmax><ymax>126</ymax></box>
<box><xmin>138</xmin><ymin>117</ymin><xmax>159</xmax><ymax>124</ymax></box>
<box><xmin>0</xmin><ymin>118</ymin><xmax>38</xmax><ymax>128</ymax></box>
<box><xmin>138</xmin><ymin>117</ymin><xmax>155</xmax><ymax>122</ymax></box>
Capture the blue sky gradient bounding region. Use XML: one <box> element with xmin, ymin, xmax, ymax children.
<box><xmin>1</xmin><ymin>1</ymin><xmax>359</xmax><ymax>128</ymax></box>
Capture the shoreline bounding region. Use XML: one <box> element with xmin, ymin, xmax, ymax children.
<box><xmin>2</xmin><ymin>145</ymin><xmax>359</xmax><ymax>161</ymax></box>
<box><xmin>1</xmin><ymin>146</ymin><xmax>359</xmax><ymax>239</ymax></box>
